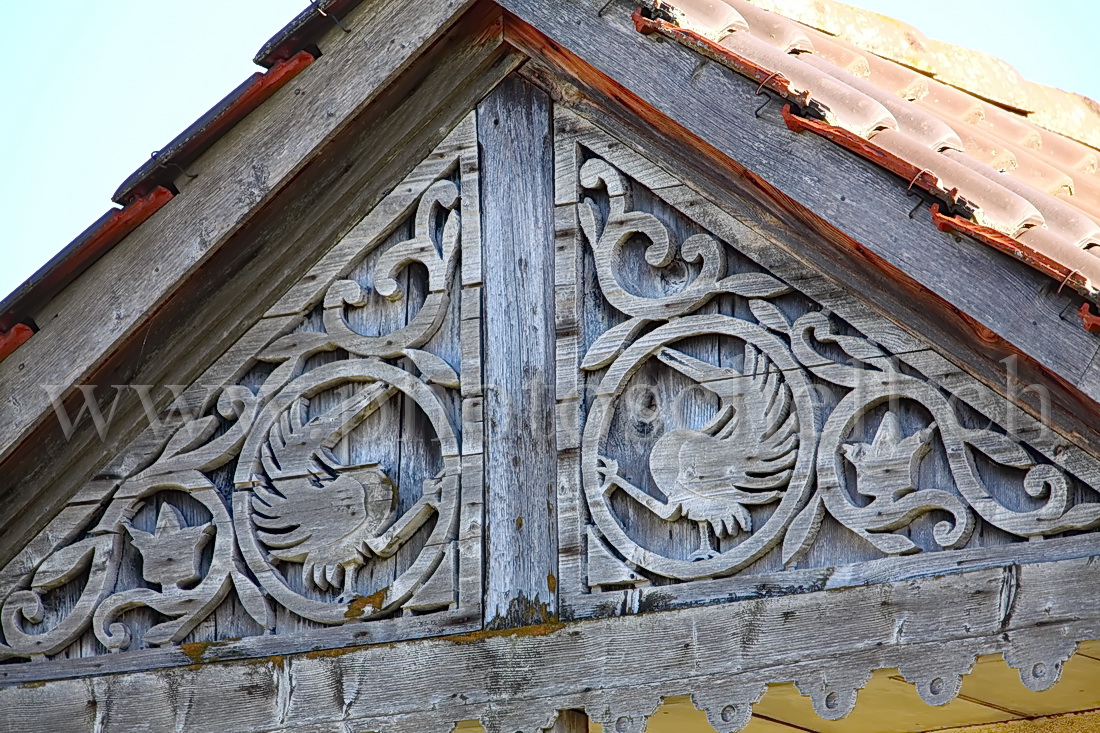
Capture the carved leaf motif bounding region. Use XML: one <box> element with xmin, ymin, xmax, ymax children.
<box><xmin>714</xmin><ymin>273</ymin><xmax>791</xmax><ymax>298</ymax></box>
<box><xmin>782</xmin><ymin>495</ymin><xmax>824</xmax><ymax>567</ymax></box>
<box><xmin>31</xmin><ymin>538</ymin><xmax>98</xmax><ymax>593</ymax></box>
<box><xmin>232</xmin><ymin>571</ymin><xmax>273</xmax><ymax>630</ymax></box>
<box><xmin>791</xmin><ymin>311</ymin><xmax>893</xmax><ymax>387</ymax></box>
<box><xmin>161</xmin><ymin>415</ymin><xmax>220</xmax><ymax>461</ymax></box>
<box><xmin>964</xmin><ymin>428</ymin><xmax>1032</xmax><ymax>469</ymax></box>
<box><xmin>749</xmin><ymin>298</ymin><xmax>791</xmax><ymax>334</ymax></box>
<box><xmin>404</xmin><ymin>349</ymin><xmax>461</xmax><ymax>388</ymax></box>
<box><xmin>581</xmin><ymin>317</ymin><xmax>652</xmax><ymax>371</ymax></box>
<box><xmin>256</xmin><ymin>331</ymin><xmax>336</xmax><ymax>364</ymax></box>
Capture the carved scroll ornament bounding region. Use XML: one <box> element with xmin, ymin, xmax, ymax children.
<box><xmin>569</xmin><ymin>150</ymin><xmax>1100</xmax><ymax>586</ymax></box>
<box><xmin>0</xmin><ymin>118</ymin><xmax>481</xmax><ymax>664</ymax></box>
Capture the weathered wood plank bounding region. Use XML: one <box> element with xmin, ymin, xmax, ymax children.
<box><xmin>0</xmin><ymin>6</ymin><xmax>522</xmax><ymax>572</ymax></box>
<box><xmin>3</xmin><ymin>555</ymin><xmax>1099</xmax><ymax>731</ymax></box>
<box><xmin>502</xmin><ymin>4</ymin><xmax>1100</xmax><ymax>466</ymax></box>
<box><xmin>479</xmin><ymin>75</ymin><xmax>560</xmax><ymax>628</ymax></box>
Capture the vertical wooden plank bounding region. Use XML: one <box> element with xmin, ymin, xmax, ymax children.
<box><xmin>479</xmin><ymin>75</ymin><xmax>559</xmax><ymax>628</ymax></box>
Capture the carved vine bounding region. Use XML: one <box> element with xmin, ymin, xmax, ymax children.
<box><xmin>576</xmin><ymin>156</ymin><xmax>1100</xmax><ymax>584</ymax></box>
<box><xmin>0</xmin><ymin>167</ymin><xmax>471</xmax><ymax>663</ymax></box>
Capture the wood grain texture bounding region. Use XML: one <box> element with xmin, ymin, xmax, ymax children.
<box><xmin>479</xmin><ymin>75</ymin><xmax>560</xmax><ymax>628</ymax></box>
<box><xmin>2</xmin><ymin>555</ymin><xmax>1098</xmax><ymax>731</ymax></box>
<box><xmin>500</xmin><ymin>3</ymin><xmax>1100</xmax><ymax>464</ymax></box>
<box><xmin>0</xmin><ymin>4</ymin><xmax>521</xmax><ymax>573</ymax></box>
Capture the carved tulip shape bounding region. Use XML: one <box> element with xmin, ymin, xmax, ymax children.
<box><xmin>842</xmin><ymin>412</ymin><xmax>934</xmax><ymax>503</ymax></box>
<box><xmin>126</xmin><ymin>504</ymin><xmax>214</xmax><ymax>590</ymax></box>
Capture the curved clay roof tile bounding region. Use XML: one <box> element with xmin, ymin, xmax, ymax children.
<box><xmin>719</xmin><ymin>0</ymin><xmax>813</xmax><ymax>52</ymax></box>
<box><xmin>874</xmin><ymin>130</ymin><xmax>1044</xmax><ymax>236</ymax></box>
<box><xmin>800</xmin><ymin>54</ymin><xmax>962</xmax><ymax>151</ymax></box>
<box><xmin>719</xmin><ymin>31</ymin><xmax>897</xmax><ymax>137</ymax></box>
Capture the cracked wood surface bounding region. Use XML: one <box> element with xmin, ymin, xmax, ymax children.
<box><xmin>2</xmin><ymin>556</ymin><xmax>1098</xmax><ymax>731</ymax></box>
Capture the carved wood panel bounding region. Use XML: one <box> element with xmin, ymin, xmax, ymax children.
<box><xmin>553</xmin><ymin>107</ymin><xmax>1100</xmax><ymax>618</ymax></box>
<box><xmin>0</xmin><ymin>114</ymin><xmax>484</xmax><ymax>672</ymax></box>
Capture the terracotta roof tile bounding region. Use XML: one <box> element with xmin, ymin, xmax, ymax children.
<box><xmin>947</xmin><ymin>124</ymin><xmax>1018</xmax><ymax>173</ymax></box>
<box><xmin>657</xmin><ymin>0</ymin><xmax>750</xmax><ymax>38</ymax></box>
<box><xmin>858</xmin><ymin>48</ymin><xmax>929</xmax><ymax>101</ymax></box>
<box><xmin>739</xmin><ymin>0</ymin><xmax>1100</xmax><ymax>148</ymax></box>
<box><xmin>1013</xmin><ymin>227</ymin><xmax>1100</xmax><ymax>284</ymax></box>
<box><xmin>799</xmin><ymin>54</ymin><xmax>961</xmax><ymax>151</ymax></box>
<box><xmin>1001</xmin><ymin>145</ymin><xmax>1075</xmax><ymax>199</ymax></box>
<box><xmin>943</xmin><ymin>150</ymin><xmax>1099</xmax><ymax>248</ymax></box>
<box><xmin>872</xmin><ymin>130</ymin><xmax>1044</xmax><ymax>236</ymax></box>
<box><xmin>717</xmin><ymin>31</ymin><xmax>897</xmax><ymax>136</ymax></box>
<box><xmin>1060</xmin><ymin>176</ymin><xmax>1100</xmax><ymax>223</ymax></box>
<box><xmin>743</xmin><ymin>0</ymin><xmax>936</xmax><ymax>72</ymax></box>
<box><xmin>794</xmin><ymin>25</ymin><xmax>870</xmax><ymax>78</ymax></box>
<box><xmin>637</xmin><ymin>0</ymin><xmax>1100</xmax><ymax>300</ymax></box>
<box><xmin>1034</xmin><ymin>128</ymin><xmax>1100</xmax><ymax>177</ymax></box>
<box><xmin>721</xmin><ymin>0</ymin><xmax>812</xmax><ymax>52</ymax></box>
<box><xmin>922</xmin><ymin>38</ymin><xmax>1032</xmax><ymax>111</ymax></box>
<box><xmin>1027</xmin><ymin>85</ymin><xmax>1100</xmax><ymax>150</ymax></box>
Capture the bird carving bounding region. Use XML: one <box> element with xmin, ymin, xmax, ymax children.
<box><xmin>597</xmin><ymin>344</ymin><xmax>799</xmax><ymax>560</ymax></box>
<box><xmin>251</xmin><ymin>382</ymin><xmax>441</xmax><ymax>593</ymax></box>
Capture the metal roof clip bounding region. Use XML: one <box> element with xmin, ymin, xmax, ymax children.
<box><xmin>309</xmin><ymin>0</ymin><xmax>351</xmax><ymax>32</ymax></box>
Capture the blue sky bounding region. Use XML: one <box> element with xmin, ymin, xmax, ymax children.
<box><xmin>1</xmin><ymin>1</ymin><xmax>1097</xmax><ymax>303</ymax></box>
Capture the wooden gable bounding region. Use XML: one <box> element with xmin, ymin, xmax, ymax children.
<box><xmin>2</xmin><ymin>1</ymin><xmax>1100</xmax><ymax>730</ymax></box>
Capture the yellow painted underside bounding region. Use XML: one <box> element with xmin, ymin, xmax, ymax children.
<box><xmin>455</xmin><ymin>642</ymin><xmax>1100</xmax><ymax>732</ymax></box>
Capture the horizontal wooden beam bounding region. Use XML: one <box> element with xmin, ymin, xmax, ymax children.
<box><xmin>2</xmin><ymin>555</ymin><xmax>1097</xmax><ymax>730</ymax></box>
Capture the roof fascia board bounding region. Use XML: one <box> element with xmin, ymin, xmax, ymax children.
<box><xmin>0</xmin><ymin>2</ymin><xmax>517</xmax><ymax>570</ymax></box>
<box><xmin>0</xmin><ymin>0</ymin><xmax>479</xmax><ymax>469</ymax></box>
<box><xmin>500</xmin><ymin>8</ymin><xmax>1100</xmax><ymax>459</ymax></box>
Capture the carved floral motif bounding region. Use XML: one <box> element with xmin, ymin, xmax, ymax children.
<box><xmin>0</xmin><ymin>119</ymin><xmax>481</xmax><ymax>663</ymax></box>
<box><xmin>570</xmin><ymin>150</ymin><xmax>1100</xmax><ymax>586</ymax></box>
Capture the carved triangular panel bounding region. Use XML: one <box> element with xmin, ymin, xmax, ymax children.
<box><xmin>553</xmin><ymin>108</ymin><xmax>1100</xmax><ymax>618</ymax></box>
<box><xmin>0</xmin><ymin>114</ymin><xmax>483</xmax><ymax>674</ymax></box>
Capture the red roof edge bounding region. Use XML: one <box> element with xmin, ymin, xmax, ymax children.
<box><xmin>930</xmin><ymin>204</ymin><xmax>1094</xmax><ymax>295</ymax></box>
<box><xmin>1081</xmin><ymin>303</ymin><xmax>1100</xmax><ymax>335</ymax></box>
<box><xmin>253</xmin><ymin>0</ymin><xmax>361</xmax><ymax>68</ymax></box>
<box><xmin>0</xmin><ymin>324</ymin><xmax>36</xmax><ymax>365</ymax></box>
<box><xmin>0</xmin><ymin>186</ymin><xmax>175</xmax><ymax>337</ymax></box>
<box><xmin>0</xmin><ymin>48</ymin><xmax>317</xmax><ymax>355</ymax></box>
<box><xmin>113</xmin><ymin>50</ymin><xmax>317</xmax><ymax>205</ymax></box>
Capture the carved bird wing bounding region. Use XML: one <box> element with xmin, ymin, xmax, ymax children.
<box><xmin>250</xmin><ymin>383</ymin><xmax>398</xmax><ymax>592</ymax></box>
<box><xmin>658</xmin><ymin>346</ymin><xmax>798</xmax><ymax>492</ymax></box>
<box><xmin>651</xmin><ymin>346</ymin><xmax>799</xmax><ymax>537</ymax></box>
<box><xmin>719</xmin><ymin>343</ymin><xmax>799</xmax><ymax>491</ymax></box>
